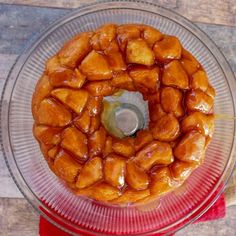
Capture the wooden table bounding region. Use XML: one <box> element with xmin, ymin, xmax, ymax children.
<box><xmin>0</xmin><ymin>1</ymin><xmax>236</xmax><ymax>235</ymax></box>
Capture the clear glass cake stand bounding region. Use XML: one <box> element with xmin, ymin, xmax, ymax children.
<box><xmin>1</xmin><ymin>1</ymin><xmax>236</xmax><ymax>235</ymax></box>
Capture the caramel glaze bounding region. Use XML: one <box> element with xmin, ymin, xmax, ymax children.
<box><xmin>32</xmin><ymin>24</ymin><xmax>215</xmax><ymax>205</ymax></box>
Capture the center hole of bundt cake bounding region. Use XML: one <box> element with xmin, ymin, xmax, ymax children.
<box><xmin>101</xmin><ymin>91</ymin><xmax>148</xmax><ymax>138</ymax></box>
<box><xmin>115</xmin><ymin>103</ymin><xmax>144</xmax><ymax>136</ymax></box>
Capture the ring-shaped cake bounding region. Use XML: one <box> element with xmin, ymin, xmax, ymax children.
<box><xmin>32</xmin><ymin>24</ymin><xmax>215</xmax><ymax>204</ymax></box>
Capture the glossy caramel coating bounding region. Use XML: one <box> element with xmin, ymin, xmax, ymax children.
<box><xmin>88</xmin><ymin>126</ymin><xmax>106</xmax><ymax>157</ymax></box>
<box><xmin>54</xmin><ymin>150</ymin><xmax>82</xmax><ymax>183</ymax></box>
<box><xmin>112</xmin><ymin>72</ymin><xmax>135</xmax><ymax>91</ymax></box>
<box><xmin>51</xmin><ymin>88</ymin><xmax>89</xmax><ymax>115</ymax></box>
<box><xmin>161</xmin><ymin>87</ymin><xmax>184</xmax><ymax>117</ymax></box>
<box><xmin>32</xmin><ymin>24</ymin><xmax>215</xmax><ymax>205</ymax></box>
<box><xmin>126</xmin><ymin>39</ymin><xmax>155</xmax><ymax>66</ymax></box>
<box><xmin>153</xmin><ymin>35</ymin><xmax>182</xmax><ymax>62</ymax></box>
<box><xmin>174</xmin><ymin>130</ymin><xmax>206</xmax><ymax>164</ymax></box>
<box><xmin>129</xmin><ymin>66</ymin><xmax>159</xmax><ymax>94</ymax></box>
<box><xmin>126</xmin><ymin>160</ymin><xmax>149</xmax><ymax>190</ymax></box>
<box><xmin>152</xmin><ymin>114</ymin><xmax>180</xmax><ymax>141</ymax></box>
<box><xmin>61</xmin><ymin>127</ymin><xmax>88</xmax><ymax>161</ymax></box>
<box><xmin>104</xmin><ymin>154</ymin><xmax>126</xmax><ymax>188</ymax></box>
<box><xmin>76</xmin><ymin>157</ymin><xmax>103</xmax><ymax>188</ymax></box>
<box><xmin>162</xmin><ymin>60</ymin><xmax>189</xmax><ymax>89</ymax></box>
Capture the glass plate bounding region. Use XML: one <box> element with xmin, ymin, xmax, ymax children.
<box><xmin>1</xmin><ymin>1</ymin><xmax>236</xmax><ymax>235</ymax></box>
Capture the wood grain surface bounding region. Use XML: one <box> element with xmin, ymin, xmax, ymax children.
<box><xmin>1</xmin><ymin>0</ymin><xmax>236</xmax><ymax>26</ymax></box>
<box><xmin>0</xmin><ymin>198</ymin><xmax>38</xmax><ymax>236</ymax></box>
<box><xmin>0</xmin><ymin>1</ymin><xmax>236</xmax><ymax>236</ymax></box>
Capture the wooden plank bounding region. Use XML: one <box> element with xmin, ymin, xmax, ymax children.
<box><xmin>0</xmin><ymin>0</ymin><xmax>93</xmax><ymax>8</ymax></box>
<box><xmin>197</xmin><ymin>23</ymin><xmax>236</xmax><ymax>72</ymax></box>
<box><xmin>0</xmin><ymin>198</ymin><xmax>39</xmax><ymax>236</ymax></box>
<box><xmin>0</xmin><ymin>121</ymin><xmax>23</xmax><ymax>198</ymax></box>
<box><xmin>0</xmin><ymin>4</ymin><xmax>69</xmax><ymax>54</ymax></box>
<box><xmin>0</xmin><ymin>0</ymin><xmax>236</xmax><ymax>26</ymax></box>
<box><xmin>176</xmin><ymin>0</ymin><xmax>236</xmax><ymax>27</ymax></box>
<box><xmin>0</xmin><ymin>53</ymin><xmax>24</xmax><ymax>199</ymax></box>
<box><xmin>0</xmin><ymin>0</ymin><xmax>178</xmax><ymax>9</ymax></box>
<box><xmin>0</xmin><ymin>151</ymin><xmax>23</xmax><ymax>198</ymax></box>
<box><xmin>225</xmin><ymin>170</ymin><xmax>236</xmax><ymax>207</ymax></box>
<box><xmin>0</xmin><ymin>54</ymin><xmax>18</xmax><ymax>79</ymax></box>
